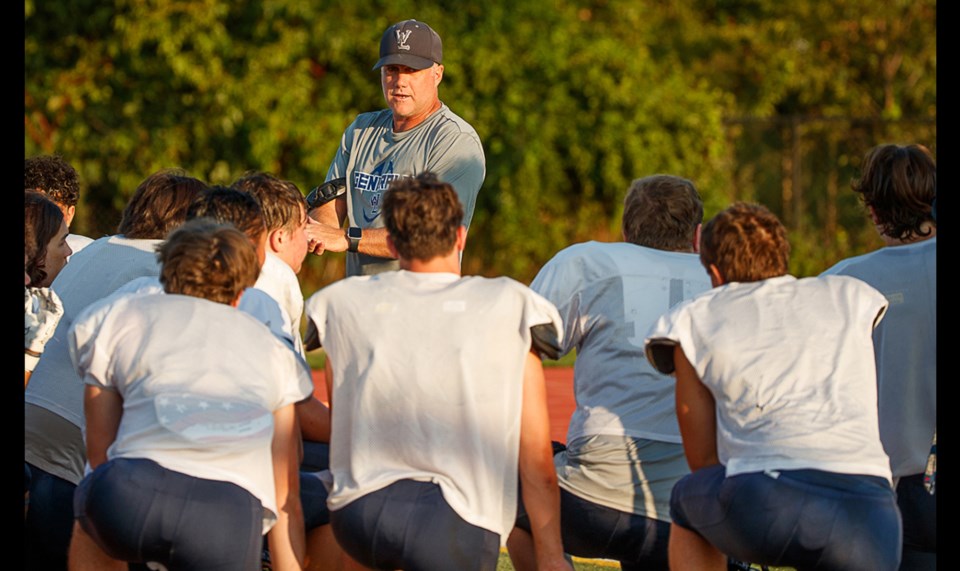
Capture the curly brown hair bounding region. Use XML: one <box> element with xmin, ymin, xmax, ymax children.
<box><xmin>158</xmin><ymin>219</ymin><xmax>260</xmax><ymax>305</ymax></box>
<box><xmin>700</xmin><ymin>202</ymin><xmax>790</xmax><ymax>283</ymax></box>
<box><xmin>25</xmin><ymin>190</ymin><xmax>66</xmax><ymax>286</ymax></box>
<box><xmin>25</xmin><ymin>155</ymin><xmax>80</xmax><ymax>209</ymax></box>
<box><xmin>382</xmin><ymin>172</ymin><xmax>463</xmax><ymax>261</ymax></box>
<box><xmin>852</xmin><ymin>144</ymin><xmax>936</xmax><ymax>242</ymax></box>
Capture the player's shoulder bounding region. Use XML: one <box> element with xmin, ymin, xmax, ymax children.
<box><xmin>814</xmin><ymin>272</ymin><xmax>884</xmax><ymax>295</ymax></box>
<box><xmin>427</xmin><ymin>105</ymin><xmax>482</xmax><ymax>140</ymax></box>
<box><xmin>348</xmin><ymin>109</ymin><xmax>393</xmax><ymax>130</ymax></box>
<box><xmin>821</xmin><ymin>250</ymin><xmax>879</xmax><ymax>277</ymax></box>
<box><xmin>306</xmin><ymin>274</ymin><xmax>376</xmax><ymax>305</ymax></box>
<box><xmin>459</xmin><ymin>274</ymin><xmax>531</xmax><ymax>295</ymax></box>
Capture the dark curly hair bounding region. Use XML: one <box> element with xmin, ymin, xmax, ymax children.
<box><xmin>158</xmin><ymin>219</ymin><xmax>260</xmax><ymax>305</ymax></box>
<box><xmin>25</xmin><ymin>155</ymin><xmax>80</xmax><ymax>208</ymax></box>
<box><xmin>853</xmin><ymin>144</ymin><xmax>936</xmax><ymax>242</ymax></box>
<box><xmin>700</xmin><ymin>202</ymin><xmax>790</xmax><ymax>283</ymax></box>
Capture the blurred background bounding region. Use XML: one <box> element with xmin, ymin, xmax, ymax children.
<box><xmin>25</xmin><ymin>0</ymin><xmax>936</xmax><ymax>292</ymax></box>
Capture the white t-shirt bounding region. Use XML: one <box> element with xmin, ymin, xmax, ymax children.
<box><xmin>255</xmin><ymin>251</ymin><xmax>305</xmax><ymax>356</ymax></box>
<box><xmin>304</xmin><ymin>270</ymin><xmax>563</xmax><ymax>543</ymax></box>
<box><xmin>115</xmin><ymin>276</ymin><xmax>298</xmax><ymax>352</ymax></box>
<box><xmin>645</xmin><ymin>275</ymin><xmax>893</xmax><ymax>482</ymax></box>
<box><xmin>822</xmin><ymin>238</ymin><xmax>936</xmax><ymax>477</ymax></box>
<box><xmin>69</xmin><ymin>293</ymin><xmax>314</xmax><ymax>532</ymax></box>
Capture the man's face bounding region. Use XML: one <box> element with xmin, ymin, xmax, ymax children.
<box><xmin>40</xmin><ymin>219</ymin><xmax>72</xmax><ymax>287</ymax></box>
<box><xmin>381</xmin><ymin>64</ymin><xmax>442</xmax><ymax>127</ymax></box>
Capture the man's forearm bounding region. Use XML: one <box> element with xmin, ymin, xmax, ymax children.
<box><xmin>295</xmin><ymin>397</ymin><xmax>331</xmax><ymax>443</ymax></box>
<box><xmin>304</xmin><ymin>223</ymin><xmax>395</xmax><ymax>259</ymax></box>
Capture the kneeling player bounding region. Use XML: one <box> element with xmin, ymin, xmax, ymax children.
<box><xmin>69</xmin><ymin>220</ymin><xmax>314</xmax><ymax>571</ymax></box>
<box><xmin>304</xmin><ymin>173</ymin><xmax>572</xmax><ymax>571</ymax></box>
<box><xmin>645</xmin><ymin>202</ymin><xmax>902</xmax><ymax>571</ymax></box>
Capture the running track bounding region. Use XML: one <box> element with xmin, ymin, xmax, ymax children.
<box><xmin>311</xmin><ymin>367</ymin><xmax>577</xmax><ymax>443</ymax></box>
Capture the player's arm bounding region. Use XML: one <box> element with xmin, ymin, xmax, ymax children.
<box><xmin>673</xmin><ymin>345</ymin><xmax>719</xmax><ymax>471</ymax></box>
<box><xmin>296</xmin><ymin>396</ymin><xmax>331</xmax><ymax>443</ymax></box>
<box><xmin>323</xmin><ymin>356</ymin><xmax>334</xmax><ymax>412</ymax></box>
<box><xmin>267</xmin><ymin>402</ymin><xmax>306</xmax><ymax>570</ymax></box>
<box><xmin>517</xmin><ymin>349</ymin><xmax>573</xmax><ymax>571</ymax></box>
<box><xmin>83</xmin><ymin>385</ymin><xmax>123</xmax><ymax>470</ymax></box>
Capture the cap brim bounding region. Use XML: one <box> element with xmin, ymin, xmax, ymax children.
<box><xmin>372</xmin><ymin>54</ymin><xmax>436</xmax><ymax>71</ymax></box>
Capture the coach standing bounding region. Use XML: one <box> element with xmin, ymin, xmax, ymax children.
<box><xmin>306</xmin><ymin>19</ymin><xmax>486</xmax><ymax>277</ymax></box>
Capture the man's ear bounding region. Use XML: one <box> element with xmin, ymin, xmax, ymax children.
<box><xmin>455</xmin><ymin>225</ymin><xmax>467</xmax><ymax>252</ymax></box>
<box><xmin>64</xmin><ymin>205</ymin><xmax>76</xmax><ymax>226</ymax></box>
<box><xmin>230</xmin><ymin>290</ymin><xmax>244</xmax><ymax>308</ymax></box>
<box><xmin>268</xmin><ymin>228</ymin><xmax>284</xmax><ymax>253</ymax></box>
<box><xmin>434</xmin><ymin>64</ymin><xmax>444</xmax><ymax>85</ymax></box>
<box><xmin>692</xmin><ymin>223</ymin><xmax>702</xmax><ymax>254</ymax></box>
<box><xmin>707</xmin><ymin>264</ymin><xmax>725</xmax><ymax>288</ymax></box>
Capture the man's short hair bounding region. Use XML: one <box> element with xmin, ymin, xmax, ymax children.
<box><xmin>25</xmin><ymin>189</ymin><xmax>66</xmax><ymax>285</ymax></box>
<box><xmin>622</xmin><ymin>175</ymin><xmax>703</xmax><ymax>251</ymax></box>
<box><xmin>158</xmin><ymin>219</ymin><xmax>260</xmax><ymax>305</ymax></box>
<box><xmin>231</xmin><ymin>172</ymin><xmax>306</xmax><ymax>233</ymax></box>
<box><xmin>187</xmin><ymin>185</ymin><xmax>266</xmax><ymax>245</ymax></box>
<box><xmin>25</xmin><ymin>155</ymin><xmax>80</xmax><ymax>209</ymax></box>
<box><xmin>382</xmin><ymin>172</ymin><xmax>464</xmax><ymax>261</ymax></box>
<box><xmin>700</xmin><ymin>202</ymin><xmax>790</xmax><ymax>283</ymax></box>
<box><xmin>853</xmin><ymin>143</ymin><xmax>936</xmax><ymax>241</ymax></box>
<box><xmin>118</xmin><ymin>170</ymin><xmax>208</xmax><ymax>239</ymax></box>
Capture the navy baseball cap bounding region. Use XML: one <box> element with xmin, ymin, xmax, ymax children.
<box><xmin>372</xmin><ymin>20</ymin><xmax>443</xmax><ymax>71</ymax></box>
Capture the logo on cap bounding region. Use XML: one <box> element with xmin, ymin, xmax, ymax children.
<box><xmin>396</xmin><ymin>29</ymin><xmax>413</xmax><ymax>51</ymax></box>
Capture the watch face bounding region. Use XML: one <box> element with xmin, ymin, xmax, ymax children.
<box><xmin>348</xmin><ymin>227</ymin><xmax>362</xmax><ymax>239</ymax></box>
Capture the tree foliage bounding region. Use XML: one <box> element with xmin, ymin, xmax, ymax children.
<box><xmin>25</xmin><ymin>0</ymin><xmax>935</xmax><ymax>289</ymax></box>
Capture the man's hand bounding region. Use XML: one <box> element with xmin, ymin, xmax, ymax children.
<box><xmin>305</xmin><ymin>217</ymin><xmax>348</xmax><ymax>255</ymax></box>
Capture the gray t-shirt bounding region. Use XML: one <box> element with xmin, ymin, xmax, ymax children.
<box><xmin>821</xmin><ymin>237</ymin><xmax>936</xmax><ymax>477</ymax></box>
<box><xmin>325</xmin><ymin>104</ymin><xmax>485</xmax><ymax>276</ymax></box>
<box><xmin>531</xmin><ymin>241</ymin><xmax>710</xmax><ymax>517</ymax></box>
<box><xmin>531</xmin><ymin>241</ymin><xmax>712</xmax><ymax>443</ymax></box>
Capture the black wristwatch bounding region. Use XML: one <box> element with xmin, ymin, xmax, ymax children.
<box><xmin>347</xmin><ymin>227</ymin><xmax>362</xmax><ymax>253</ymax></box>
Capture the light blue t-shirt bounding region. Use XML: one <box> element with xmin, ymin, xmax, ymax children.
<box><xmin>822</xmin><ymin>237</ymin><xmax>936</xmax><ymax>477</ymax></box>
